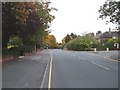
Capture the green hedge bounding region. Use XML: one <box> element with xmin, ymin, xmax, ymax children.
<box><xmin>66</xmin><ymin>36</ymin><xmax>116</xmax><ymax>51</ymax></box>
<box><xmin>3</xmin><ymin>45</ymin><xmax>34</xmax><ymax>56</ymax></box>
<box><xmin>67</xmin><ymin>41</ymin><xmax>89</xmax><ymax>51</ymax></box>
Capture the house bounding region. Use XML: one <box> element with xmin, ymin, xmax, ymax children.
<box><xmin>99</xmin><ymin>30</ymin><xmax>118</xmax><ymax>41</ymax></box>
<box><xmin>95</xmin><ymin>29</ymin><xmax>119</xmax><ymax>49</ymax></box>
<box><xmin>96</xmin><ymin>29</ymin><xmax>118</xmax><ymax>43</ymax></box>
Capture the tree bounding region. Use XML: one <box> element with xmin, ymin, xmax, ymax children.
<box><xmin>82</xmin><ymin>33</ymin><xmax>96</xmax><ymax>47</ymax></box>
<box><xmin>2</xmin><ymin>2</ymin><xmax>56</xmax><ymax>47</ymax></box>
<box><xmin>62</xmin><ymin>33</ymin><xmax>77</xmax><ymax>44</ymax></box>
<box><xmin>99</xmin><ymin>0</ymin><xmax>120</xmax><ymax>28</ymax></box>
<box><xmin>2</xmin><ymin>2</ymin><xmax>19</xmax><ymax>48</ymax></box>
<box><xmin>12</xmin><ymin>2</ymin><xmax>55</xmax><ymax>46</ymax></box>
<box><xmin>65</xmin><ymin>34</ymin><xmax>70</xmax><ymax>43</ymax></box>
<box><xmin>70</xmin><ymin>33</ymin><xmax>77</xmax><ymax>39</ymax></box>
<box><xmin>2</xmin><ymin>2</ymin><xmax>57</xmax><ymax>55</ymax></box>
<box><xmin>66</xmin><ymin>33</ymin><xmax>97</xmax><ymax>51</ymax></box>
<box><xmin>99</xmin><ymin>0</ymin><xmax>120</xmax><ymax>46</ymax></box>
<box><xmin>45</xmin><ymin>35</ymin><xmax>57</xmax><ymax>48</ymax></box>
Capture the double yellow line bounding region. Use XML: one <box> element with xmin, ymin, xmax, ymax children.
<box><xmin>48</xmin><ymin>50</ymin><xmax>53</xmax><ymax>90</ymax></box>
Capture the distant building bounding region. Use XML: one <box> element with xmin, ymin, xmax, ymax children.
<box><xmin>95</xmin><ymin>31</ymin><xmax>102</xmax><ymax>43</ymax></box>
<box><xmin>95</xmin><ymin>29</ymin><xmax>119</xmax><ymax>49</ymax></box>
<box><xmin>95</xmin><ymin>29</ymin><xmax>118</xmax><ymax>43</ymax></box>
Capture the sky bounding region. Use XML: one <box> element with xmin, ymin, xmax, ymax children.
<box><xmin>49</xmin><ymin>0</ymin><xmax>117</xmax><ymax>43</ymax></box>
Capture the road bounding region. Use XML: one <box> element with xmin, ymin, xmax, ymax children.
<box><xmin>2</xmin><ymin>49</ymin><xmax>119</xmax><ymax>88</ymax></box>
<box><xmin>50</xmin><ymin>49</ymin><xmax>118</xmax><ymax>88</ymax></box>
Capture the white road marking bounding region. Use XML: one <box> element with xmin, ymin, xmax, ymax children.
<box><xmin>104</xmin><ymin>56</ymin><xmax>119</xmax><ymax>62</ymax></box>
<box><xmin>83</xmin><ymin>52</ymin><xmax>119</xmax><ymax>62</ymax></box>
<box><xmin>78</xmin><ymin>57</ymin><xmax>89</xmax><ymax>62</ymax></box>
<box><xmin>78</xmin><ymin>57</ymin><xmax>110</xmax><ymax>70</ymax></box>
<box><xmin>91</xmin><ymin>61</ymin><xmax>110</xmax><ymax>70</ymax></box>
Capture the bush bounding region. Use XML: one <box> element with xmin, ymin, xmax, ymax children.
<box><xmin>67</xmin><ymin>40</ymin><xmax>89</xmax><ymax>51</ymax></box>
<box><xmin>66</xmin><ymin>35</ymin><xmax>98</xmax><ymax>51</ymax></box>
<box><xmin>2</xmin><ymin>44</ymin><xmax>35</xmax><ymax>56</ymax></box>
<box><xmin>95</xmin><ymin>44</ymin><xmax>106</xmax><ymax>51</ymax></box>
<box><xmin>18</xmin><ymin>45</ymin><xmax>33</xmax><ymax>56</ymax></box>
<box><xmin>2</xmin><ymin>47</ymin><xmax>19</xmax><ymax>56</ymax></box>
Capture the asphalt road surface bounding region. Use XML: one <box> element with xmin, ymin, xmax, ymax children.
<box><xmin>2</xmin><ymin>50</ymin><xmax>51</xmax><ymax>88</ymax></box>
<box><xmin>50</xmin><ymin>49</ymin><xmax>118</xmax><ymax>88</ymax></box>
<box><xmin>3</xmin><ymin>49</ymin><xmax>119</xmax><ymax>88</ymax></box>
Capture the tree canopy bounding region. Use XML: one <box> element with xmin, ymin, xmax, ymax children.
<box><xmin>99</xmin><ymin>0</ymin><xmax>120</xmax><ymax>45</ymax></box>
<box><xmin>2</xmin><ymin>2</ymin><xmax>57</xmax><ymax>55</ymax></box>
<box><xmin>62</xmin><ymin>33</ymin><xmax>77</xmax><ymax>45</ymax></box>
<box><xmin>66</xmin><ymin>33</ymin><xmax>97</xmax><ymax>51</ymax></box>
<box><xmin>99</xmin><ymin>0</ymin><xmax>120</xmax><ymax>27</ymax></box>
<box><xmin>45</xmin><ymin>35</ymin><xmax>57</xmax><ymax>48</ymax></box>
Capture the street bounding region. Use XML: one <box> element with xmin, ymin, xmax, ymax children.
<box><xmin>50</xmin><ymin>49</ymin><xmax>118</xmax><ymax>88</ymax></box>
<box><xmin>2</xmin><ymin>49</ymin><xmax>118</xmax><ymax>88</ymax></box>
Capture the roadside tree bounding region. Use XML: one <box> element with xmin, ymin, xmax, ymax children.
<box><xmin>2</xmin><ymin>2</ymin><xmax>56</xmax><ymax>56</ymax></box>
<box><xmin>45</xmin><ymin>35</ymin><xmax>57</xmax><ymax>48</ymax></box>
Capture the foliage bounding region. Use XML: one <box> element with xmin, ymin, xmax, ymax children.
<box><xmin>67</xmin><ymin>38</ymin><xmax>89</xmax><ymax>51</ymax></box>
<box><xmin>2</xmin><ymin>2</ymin><xmax>56</xmax><ymax>55</ymax></box>
<box><xmin>45</xmin><ymin>35</ymin><xmax>57</xmax><ymax>48</ymax></box>
<box><xmin>98</xmin><ymin>0</ymin><xmax>120</xmax><ymax>49</ymax></box>
<box><xmin>62</xmin><ymin>33</ymin><xmax>77</xmax><ymax>45</ymax></box>
<box><xmin>67</xmin><ymin>34</ymin><xmax>118</xmax><ymax>51</ymax></box>
<box><xmin>2</xmin><ymin>2</ymin><xmax>19</xmax><ymax>48</ymax></box>
<box><xmin>67</xmin><ymin>34</ymin><xmax>97</xmax><ymax>51</ymax></box>
<box><xmin>2</xmin><ymin>47</ymin><xmax>19</xmax><ymax>56</ymax></box>
<box><xmin>101</xmin><ymin>38</ymin><xmax>117</xmax><ymax>50</ymax></box>
<box><xmin>99</xmin><ymin>0</ymin><xmax>120</xmax><ymax>26</ymax></box>
<box><xmin>18</xmin><ymin>45</ymin><xmax>33</xmax><ymax>55</ymax></box>
<box><xmin>7</xmin><ymin>36</ymin><xmax>22</xmax><ymax>48</ymax></box>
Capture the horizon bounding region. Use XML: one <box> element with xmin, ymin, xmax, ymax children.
<box><xmin>49</xmin><ymin>29</ymin><xmax>118</xmax><ymax>43</ymax></box>
<box><xmin>49</xmin><ymin>0</ymin><xmax>117</xmax><ymax>43</ymax></box>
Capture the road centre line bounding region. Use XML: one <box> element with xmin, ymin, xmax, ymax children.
<box><xmin>78</xmin><ymin>56</ymin><xmax>110</xmax><ymax>70</ymax></box>
<box><xmin>40</xmin><ymin>50</ymin><xmax>53</xmax><ymax>89</ymax></box>
<box><xmin>40</xmin><ymin>55</ymin><xmax>50</xmax><ymax>88</ymax></box>
<box><xmin>91</xmin><ymin>61</ymin><xmax>110</xmax><ymax>70</ymax></box>
<box><xmin>78</xmin><ymin>57</ymin><xmax>91</xmax><ymax>62</ymax></box>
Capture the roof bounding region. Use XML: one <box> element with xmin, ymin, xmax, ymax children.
<box><xmin>99</xmin><ymin>31</ymin><xmax>118</xmax><ymax>38</ymax></box>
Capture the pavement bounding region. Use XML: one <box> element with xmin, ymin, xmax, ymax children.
<box><xmin>2</xmin><ymin>50</ymin><xmax>51</xmax><ymax>88</ymax></box>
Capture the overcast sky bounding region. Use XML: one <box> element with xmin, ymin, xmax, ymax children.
<box><xmin>49</xmin><ymin>0</ymin><xmax>117</xmax><ymax>43</ymax></box>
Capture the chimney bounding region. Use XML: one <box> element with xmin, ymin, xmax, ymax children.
<box><xmin>109</xmin><ymin>28</ymin><xmax>111</xmax><ymax>34</ymax></box>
